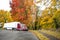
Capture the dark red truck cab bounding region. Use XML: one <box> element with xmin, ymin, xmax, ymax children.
<box><xmin>17</xmin><ymin>23</ymin><xmax>28</xmax><ymax>31</ymax></box>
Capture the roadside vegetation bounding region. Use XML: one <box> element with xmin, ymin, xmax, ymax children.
<box><xmin>29</xmin><ymin>30</ymin><xmax>50</xmax><ymax>40</ymax></box>
<box><xmin>39</xmin><ymin>29</ymin><xmax>60</xmax><ymax>39</ymax></box>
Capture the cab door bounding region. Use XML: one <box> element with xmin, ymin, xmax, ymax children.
<box><xmin>17</xmin><ymin>23</ymin><xmax>21</xmax><ymax>30</ymax></box>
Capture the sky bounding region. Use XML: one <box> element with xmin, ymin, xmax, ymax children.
<box><xmin>0</xmin><ymin>0</ymin><xmax>11</xmax><ymax>11</ymax></box>
<box><xmin>34</xmin><ymin>0</ymin><xmax>51</xmax><ymax>10</ymax></box>
<box><xmin>0</xmin><ymin>0</ymin><xmax>51</xmax><ymax>11</ymax></box>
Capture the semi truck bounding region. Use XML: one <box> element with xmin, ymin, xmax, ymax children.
<box><xmin>3</xmin><ymin>22</ymin><xmax>28</xmax><ymax>31</ymax></box>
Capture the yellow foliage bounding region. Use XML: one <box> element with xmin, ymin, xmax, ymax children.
<box><xmin>51</xmin><ymin>0</ymin><xmax>56</xmax><ymax>6</ymax></box>
<box><xmin>0</xmin><ymin>10</ymin><xmax>13</xmax><ymax>23</ymax></box>
<box><xmin>40</xmin><ymin>10</ymin><xmax>56</xmax><ymax>29</ymax></box>
<box><xmin>48</xmin><ymin>18</ymin><xmax>53</xmax><ymax>23</ymax></box>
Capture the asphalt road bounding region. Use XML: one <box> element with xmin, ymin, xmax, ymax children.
<box><xmin>0</xmin><ymin>30</ymin><xmax>38</xmax><ymax>40</ymax></box>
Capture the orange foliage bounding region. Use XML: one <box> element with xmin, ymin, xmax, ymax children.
<box><xmin>10</xmin><ymin>0</ymin><xmax>34</xmax><ymax>26</ymax></box>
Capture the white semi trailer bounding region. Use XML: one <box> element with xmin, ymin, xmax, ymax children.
<box><xmin>3</xmin><ymin>22</ymin><xmax>21</xmax><ymax>30</ymax></box>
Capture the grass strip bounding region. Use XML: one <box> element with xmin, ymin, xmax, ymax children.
<box><xmin>29</xmin><ymin>30</ymin><xmax>50</xmax><ymax>40</ymax></box>
<box><xmin>40</xmin><ymin>29</ymin><xmax>60</xmax><ymax>39</ymax></box>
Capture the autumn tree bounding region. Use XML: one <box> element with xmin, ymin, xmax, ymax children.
<box><xmin>53</xmin><ymin>10</ymin><xmax>60</xmax><ymax>28</ymax></box>
<box><xmin>0</xmin><ymin>10</ymin><xmax>13</xmax><ymax>23</ymax></box>
<box><xmin>0</xmin><ymin>10</ymin><xmax>13</xmax><ymax>28</ymax></box>
<box><xmin>39</xmin><ymin>5</ymin><xmax>57</xmax><ymax>30</ymax></box>
<box><xmin>10</xmin><ymin>0</ymin><xmax>34</xmax><ymax>26</ymax></box>
<box><xmin>10</xmin><ymin>0</ymin><xmax>26</xmax><ymax>22</ymax></box>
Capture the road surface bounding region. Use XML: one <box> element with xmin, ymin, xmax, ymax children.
<box><xmin>0</xmin><ymin>30</ymin><xmax>38</xmax><ymax>40</ymax></box>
